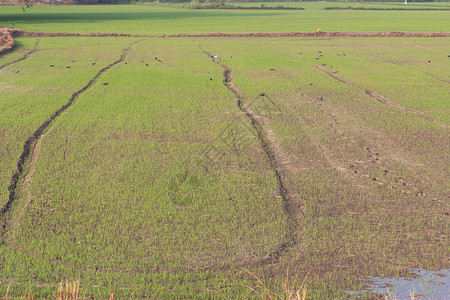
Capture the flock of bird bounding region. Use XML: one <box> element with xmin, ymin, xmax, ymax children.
<box><xmin>10</xmin><ymin>51</ymin><xmax>447</xmax><ymax>97</ymax></box>
<box><xmin>33</xmin><ymin>57</ymin><xmax>166</xmax><ymax>86</ymax></box>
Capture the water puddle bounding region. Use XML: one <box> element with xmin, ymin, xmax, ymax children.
<box><xmin>346</xmin><ymin>269</ymin><xmax>449</xmax><ymax>299</ymax></box>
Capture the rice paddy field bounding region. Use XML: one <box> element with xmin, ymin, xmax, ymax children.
<box><xmin>0</xmin><ymin>3</ymin><xmax>449</xmax><ymax>299</ymax></box>
<box><xmin>1</xmin><ymin>4</ymin><xmax>450</xmax><ymax>34</ymax></box>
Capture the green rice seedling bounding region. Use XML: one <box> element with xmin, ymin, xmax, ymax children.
<box><xmin>0</xmin><ymin>4</ymin><xmax>449</xmax><ymax>34</ymax></box>
<box><xmin>0</xmin><ymin>34</ymin><xmax>448</xmax><ymax>298</ymax></box>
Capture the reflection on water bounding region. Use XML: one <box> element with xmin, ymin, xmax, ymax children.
<box><xmin>346</xmin><ymin>269</ymin><xmax>449</xmax><ymax>299</ymax></box>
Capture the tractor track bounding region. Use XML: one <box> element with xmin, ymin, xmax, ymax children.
<box><xmin>403</xmin><ymin>43</ymin><xmax>447</xmax><ymax>53</ymax></box>
<box><xmin>202</xmin><ymin>49</ymin><xmax>304</xmax><ymax>266</ymax></box>
<box><xmin>1</xmin><ymin>42</ymin><xmax>138</xmax><ymax>223</ymax></box>
<box><xmin>295</xmin><ymin>54</ymin><xmax>449</xmax><ymax>130</ymax></box>
<box><xmin>0</xmin><ymin>40</ymin><xmax>40</xmax><ymax>71</ymax></box>
<box><xmin>312</xmin><ymin>62</ymin><xmax>449</xmax><ymax>130</ymax></box>
<box><xmin>360</xmin><ymin>49</ymin><xmax>450</xmax><ymax>84</ymax></box>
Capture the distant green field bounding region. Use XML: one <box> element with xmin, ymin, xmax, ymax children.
<box><xmin>0</xmin><ymin>34</ymin><xmax>448</xmax><ymax>299</ymax></box>
<box><xmin>0</xmin><ymin>4</ymin><xmax>449</xmax><ymax>34</ymax></box>
<box><xmin>228</xmin><ymin>1</ymin><xmax>450</xmax><ymax>9</ymax></box>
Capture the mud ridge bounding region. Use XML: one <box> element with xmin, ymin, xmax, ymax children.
<box><xmin>0</xmin><ymin>28</ymin><xmax>15</xmax><ymax>56</ymax></box>
<box><xmin>203</xmin><ymin>49</ymin><xmax>302</xmax><ymax>265</ymax></box>
<box><xmin>1</xmin><ymin>42</ymin><xmax>137</xmax><ymax>220</ymax></box>
<box><xmin>0</xmin><ymin>39</ymin><xmax>40</xmax><ymax>70</ymax></box>
<box><xmin>315</xmin><ymin>65</ymin><xmax>449</xmax><ymax>130</ymax></box>
<box><xmin>361</xmin><ymin>50</ymin><xmax>450</xmax><ymax>84</ymax></box>
<box><xmin>6</xmin><ymin>28</ymin><xmax>450</xmax><ymax>38</ymax></box>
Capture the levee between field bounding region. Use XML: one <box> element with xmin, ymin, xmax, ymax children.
<box><xmin>3</xmin><ymin>28</ymin><xmax>450</xmax><ymax>39</ymax></box>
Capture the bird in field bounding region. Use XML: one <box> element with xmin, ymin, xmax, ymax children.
<box><xmin>270</xmin><ymin>68</ymin><xmax>275</xmax><ymax>71</ymax></box>
<box><xmin>125</xmin><ymin>62</ymin><xmax>127</xmax><ymax>64</ymax></box>
<box><xmin>15</xmin><ymin>70</ymin><xmax>20</xmax><ymax>73</ymax></box>
<box><xmin>92</xmin><ymin>63</ymin><xmax>96</xmax><ymax>65</ymax></box>
<box><xmin>157</xmin><ymin>59</ymin><xmax>163</xmax><ymax>63</ymax></box>
<box><xmin>318</xmin><ymin>51</ymin><xmax>322</xmax><ymax>53</ymax></box>
<box><xmin>209</xmin><ymin>77</ymin><xmax>212</xmax><ymax>81</ymax></box>
<box><xmin>322</xmin><ymin>63</ymin><xmax>326</xmax><ymax>66</ymax></box>
<box><xmin>140</xmin><ymin>60</ymin><xmax>144</xmax><ymax>63</ymax></box>
<box><xmin>260</xmin><ymin>93</ymin><xmax>265</xmax><ymax>96</ymax></box>
<box><xmin>146</xmin><ymin>64</ymin><xmax>149</xmax><ymax>66</ymax></box>
<box><xmin>317</xmin><ymin>96</ymin><xmax>323</xmax><ymax>100</ymax></box>
<box><xmin>70</xmin><ymin>60</ymin><xmax>75</xmax><ymax>62</ymax></box>
<box><xmin>228</xmin><ymin>56</ymin><xmax>232</xmax><ymax>58</ymax></box>
<box><xmin>50</xmin><ymin>65</ymin><xmax>54</xmax><ymax>67</ymax></box>
<box><xmin>333</xmin><ymin>71</ymin><xmax>338</xmax><ymax>74</ymax></box>
<box><xmin>66</xmin><ymin>66</ymin><xmax>70</xmax><ymax>69</ymax></box>
<box><xmin>428</xmin><ymin>60</ymin><xmax>431</xmax><ymax>63</ymax></box>
<box><xmin>298</xmin><ymin>52</ymin><xmax>302</xmax><ymax>54</ymax></box>
<box><xmin>103</xmin><ymin>82</ymin><xmax>108</xmax><ymax>85</ymax></box>
<box><xmin>308</xmin><ymin>83</ymin><xmax>312</xmax><ymax>85</ymax></box>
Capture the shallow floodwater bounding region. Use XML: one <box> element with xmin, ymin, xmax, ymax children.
<box><xmin>346</xmin><ymin>269</ymin><xmax>449</xmax><ymax>299</ymax></box>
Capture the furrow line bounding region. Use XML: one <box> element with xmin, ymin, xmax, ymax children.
<box><xmin>314</xmin><ymin>63</ymin><xmax>449</xmax><ymax>130</ymax></box>
<box><xmin>203</xmin><ymin>50</ymin><xmax>303</xmax><ymax>264</ymax></box>
<box><xmin>403</xmin><ymin>43</ymin><xmax>446</xmax><ymax>53</ymax></box>
<box><xmin>360</xmin><ymin>50</ymin><xmax>450</xmax><ymax>84</ymax></box>
<box><xmin>1</xmin><ymin>42</ymin><xmax>137</xmax><ymax>221</ymax></box>
<box><xmin>0</xmin><ymin>39</ymin><xmax>40</xmax><ymax>70</ymax></box>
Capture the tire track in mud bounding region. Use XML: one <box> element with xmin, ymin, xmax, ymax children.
<box><xmin>202</xmin><ymin>49</ymin><xmax>304</xmax><ymax>266</ymax></box>
<box><xmin>0</xmin><ymin>39</ymin><xmax>40</xmax><ymax>71</ymax></box>
<box><xmin>264</xmin><ymin>45</ymin><xmax>438</xmax><ymax>200</ymax></box>
<box><xmin>1</xmin><ymin>42</ymin><xmax>138</xmax><ymax>223</ymax></box>
<box><xmin>361</xmin><ymin>50</ymin><xmax>450</xmax><ymax>84</ymax></box>
<box><xmin>292</xmin><ymin>54</ymin><xmax>447</xmax><ymax>198</ymax></box>
<box><xmin>403</xmin><ymin>43</ymin><xmax>446</xmax><ymax>53</ymax></box>
<box><xmin>308</xmin><ymin>60</ymin><xmax>448</xmax><ymax>130</ymax></box>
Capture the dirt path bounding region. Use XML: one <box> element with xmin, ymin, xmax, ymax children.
<box><xmin>202</xmin><ymin>49</ymin><xmax>305</xmax><ymax>265</ymax></box>
<box><xmin>1</xmin><ymin>42</ymin><xmax>137</xmax><ymax>223</ymax></box>
<box><xmin>0</xmin><ymin>39</ymin><xmax>40</xmax><ymax>70</ymax></box>
<box><xmin>313</xmin><ymin>64</ymin><xmax>449</xmax><ymax>130</ymax></box>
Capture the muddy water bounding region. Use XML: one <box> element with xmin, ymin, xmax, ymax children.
<box><xmin>346</xmin><ymin>269</ymin><xmax>449</xmax><ymax>299</ymax></box>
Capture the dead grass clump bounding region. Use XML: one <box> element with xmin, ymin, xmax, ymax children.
<box><xmin>56</xmin><ymin>280</ymin><xmax>80</xmax><ymax>300</ymax></box>
<box><xmin>238</xmin><ymin>269</ymin><xmax>308</xmax><ymax>300</ymax></box>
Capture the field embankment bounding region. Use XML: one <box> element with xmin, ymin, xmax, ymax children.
<box><xmin>0</xmin><ymin>28</ymin><xmax>15</xmax><ymax>55</ymax></box>
<box><xmin>6</xmin><ymin>28</ymin><xmax>450</xmax><ymax>38</ymax></box>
